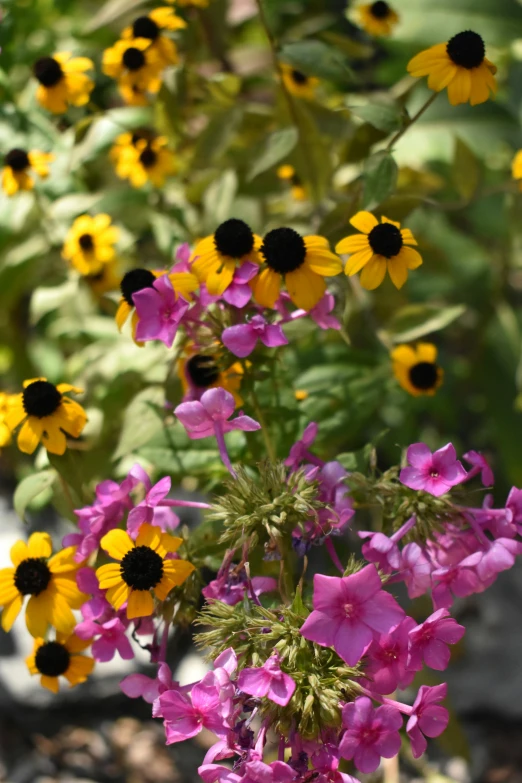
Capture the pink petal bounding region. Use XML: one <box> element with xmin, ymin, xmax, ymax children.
<box><xmin>175</xmin><ymin>400</ymin><xmax>212</xmax><ymax>434</ymax></box>
<box><xmin>267</xmin><ymin>672</ymin><xmax>296</xmax><ymax>706</ymax></box>
<box><xmin>343</xmin><ymin>564</ymin><xmax>382</xmax><ymax>603</ymax></box>
<box><xmin>406</xmin><ymin>443</ymin><xmax>433</xmax><ymax>469</ymax></box>
<box><xmin>354</xmin><ymin>744</ymin><xmax>380</xmax><ymax>774</ymax></box>
<box><xmin>223</xmin><ymin>415</ymin><xmax>261</xmax><ymax>433</ymax></box>
<box><xmin>120</xmin><ymin>673</ymin><xmax>160</xmax><ymax>703</ymax></box>
<box><xmin>334</xmin><ymin>619</ymin><xmax>373</xmax><ymax>665</ymax></box>
<box><xmin>300</xmin><ymin>609</ymin><xmax>337</xmax><ymax>648</ymax></box>
<box><xmin>261</xmin><ymin>324</ymin><xmax>288</xmax><ymax>349</ymax></box>
<box><xmin>237</xmin><ymin>667</ymin><xmax>271</xmax><ymax>698</ymax></box>
<box><xmin>200</xmin><ymin>387</ymin><xmax>235</xmax><ymax>422</ymax></box>
<box><xmin>311</xmin><ymin>573</ymin><xmax>345</xmax><ymax>613</ymax></box>
<box><xmin>222</xmin><ymin>324</ymin><xmax>258</xmax><ymax>358</ymax></box>
<box><xmin>147</xmin><ymin>476</ymin><xmax>171</xmax><ymax>505</ymax></box>
<box><xmin>360</xmin><ymin>589</ymin><xmax>404</xmax><ymax>633</ymax></box>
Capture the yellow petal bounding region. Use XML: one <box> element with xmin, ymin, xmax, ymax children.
<box><xmin>387</xmin><ymin>257</ymin><xmax>409</xmax><ymax>290</ymax></box>
<box><xmin>344</xmin><ymin>247</ymin><xmax>374</xmax><ymax>276</ymax></box>
<box><xmin>40</xmin><ymin>421</ymin><xmax>67</xmax><ymax>455</ymax></box>
<box><xmin>136</xmin><ymin>523</ymin><xmax>163</xmax><ymax>551</ymax></box>
<box><xmin>390</xmin><ymin>344</ymin><xmax>417</xmax><ymax>367</ymax></box>
<box><xmin>17</xmin><ymin>419</ymin><xmax>42</xmax><ymax>454</ymax></box>
<box><xmin>163</xmin><ymin>559</ymin><xmax>196</xmax><ymax>586</ymax></box>
<box><xmin>160</xmin><ymin>533</ymin><xmax>183</xmax><ymax>554</ymax></box>
<box><xmin>49</xmin><ymin>592</ymin><xmax>76</xmax><ymax>634</ymax></box>
<box><xmin>400</xmin><ymin>228</ymin><xmax>418</xmax><ymax>246</ymax></box>
<box><xmin>154</xmin><ymin>574</ymin><xmax>175</xmax><ymax>601</ymax></box>
<box><xmin>96</xmin><ymin>563</ymin><xmax>124</xmax><ymax>589</ymax></box>
<box><xmin>415</xmin><ymin>342</ymin><xmax>438</xmax><ymax>363</ymax></box>
<box><xmin>447</xmin><ymin>68</ymin><xmax>472</xmax><ymax>106</ymax></box>
<box><xmin>359</xmin><ymin>256</ymin><xmax>387</xmax><ymax>290</ymax></box>
<box><xmin>381</xmin><ymin>216</ymin><xmax>401</xmax><ymax>229</ymax></box>
<box><xmin>116</xmin><ymin>299</ymin><xmax>132</xmax><ymax>330</ymax></box>
<box><xmin>5</xmin><ymin>396</ymin><xmax>26</xmax><ymax>429</ymax></box>
<box><xmin>48</xmin><ymin>546</ymin><xmax>79</xmax><ymax>573</ymax></box>
<box><xmin>64</xmin><ymin>655</ymin><xmax>95</xmax><ymax>685</ymax></box>
<box><xmin>469</xmin><ymin>66</ymin><xmax>492</xmax><ymax>106</ymax></box>
<box><xmin>40</xmin><ymin>675</ymin><xmax>60</xmax><ymax>693</ymax></box>
<box><xmin>27</xmin><ymin>532</ymin><xmax>52</xmax><ymax>559</ymax></box>
<box><xmin>126</xmin><ymin>589</ymin><xmax>154</xmax><ymax>619</ymax></box>
<box><xmin>1</xmin><ymin>595</ymin><xmax>23</xmax><ymax>631</ymax></box>
<box><xmin>286</xmin><ymin>266</ymin><xmax>325</xmax><ymax>311</ymax></box>
<box><xmin>305</xmin><ymin>250</ymin><xmax>342</xmax><ymax>277</ymax></box>
<box><xmin>10</xmin><ymin>540</ymin><xmax>29</xmax><ymax>566</ymax></box>
<box><xmin>100</xmin><ymin>529</ymin><xmax>134</xmax><ymax>561</ymax></box>
<box><xmin>335</xmin><ymin>235</ymin><xmax>370</xmax><ymax>254</ymax></box>
<box><xmin>252</xmin><ymin>268</ymin><xmax>281</xmax><ymax>309</ymax></box>
<box><xmin>349</xmin><ymin>211</ymin><xmax>378</xmax><ymax>234</ymax></box>
<box><xmin>26</xmin><ymin>592</ymin><xmax>53</xmax><ymax>637</ymax></box>
<box><xmin>65</xmin><ymin>633</ymin><xmax>93</xmax><ymax>653</ymax></box>
<box><xmin>106</xmin><ymin>581</ymin><xmax>131</xmax><ymax>610</ymax></box>
<box><xmin>400</xmin><ymin>245</ymin><xmax>423</xmax><ymax>270</ymax></box>
<box><xmin>206</xmin><ymin>258</ymin><xmax>236</xmax><ymax>296</ymax></box>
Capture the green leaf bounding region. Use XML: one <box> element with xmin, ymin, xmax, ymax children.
<box><xmin>247</xmin><ymin>127</ymin><xmax>298</xmax><ymax>181</ymax></box>
<box><xmin>85</xmin><ymin>0</ymin><xmax>147</xmax><ymax>32</ymax></box>
<box><xmin>349</xmin><ymin>103</ymin><xmax>404</xmax><ymax>133</ymax></box>
<box><xmin>203</xmin><ymin>169</ymin><xmax>238</xmax><ymax>230</ymax></box>
<box><xmin>279</xmin><ymin>40</ymin><xmax>353</xmax><ymax>84</ymax></box>
<box><xmin>14</xmin><ymin>470</ymin><xmax>56</xmax><ymax>521</ymax></box>
<box><xmin>452</xmin><ymin>137</ymin><xmax>480</xmax><ymax>201</ymax></box>
<box><xmin>362</xmin><ymin>152</ymin><xmax>398</xmax><ymax>210</ymax></box>
<box><xmin>386</xmin><ymin>304</ymin><xmax>466</xmax><ymax>343</ymax></box>
<box><xmin>113</xmin><ymin>386</ymin><xmax>166</xmax><ymax>460</ymax></box>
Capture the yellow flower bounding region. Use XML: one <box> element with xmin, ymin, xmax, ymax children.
<box><xmin>102</xmin><ymin>38</ymin><xmax>163</xmax><ymax>105</ymax></box>
<box><xmin>6</xmin><ymin>378</ymin><xmax>87</xmax><ymax>455</ymax></box>
<box><xmin>252</xmin><ymin>228</ymin><xmax>342</xmax><ymax>311</ymax></box>
<box><xmin>173</xmin><ymin>0</ymin><xmax>210</xmax><ymax>6</ymax></box>
<box><xmin>512</xmin><ymin>150</ymin><xmax>522</xmax><ymax>189</ymax></box>
<box><xmin>62</xmin><ymin>214</ymin><xmax>120</xmax><ymax>276</ymax></box>
<box><xmin>0</xmin><ymin>533</ymin><xmax>87</xmax><ymax>637</ymax></box>
<box><xmin>122</xmin><ymin>7</ymin><xmax>186</xmax><ymax>68</ymax></box>
<box><xmin>96</xmin><ymin>524</ymin><xmax>195</xmax><ymax>620</ymax></box>
<box><xmin>82</xmin><ymin>259</ymin><xmax>122</xmax><ymax>298</ymax></box>
<box><xmin>407</xmin><ymin>31</ymin><xmax>497</xmax><ymax>106</ymax></box>
<box><xmin>191</xmin><ymin>219</ymin><xmax>263</xmax><ymax>296</ymax></box>
<box><xmin>391</xmin><ymin>342</ymin><xmax>443</xmax><ymax>396</ymax></box>
<box><xmin>336</xmin><ymin>211</ymin><xmax>422</xmax><ymax>290</ymax></box>
<box><xmin>295</xmin><ymin>389</ymin><xmax>309</xmax><ymax>401</ymax></box>
<box><xmin>2</xmin><ymin>148</ymin><xmax>53</xmax><ymax>196</ymax></box>
<box><xmin>116</xmin><ymin>268</ymin><xmax>198</xmax><ymax>334</ymax></box>
<box><xmin>33</xmin><ymin>53</ymin><xmax>94</xmax><ymax>114</ymax></box>
<box><xmin>277</xmin><ymin>164</ymin><xmax>307</xmax><ymax>201</ymax></box>
<box><xmin>0</xmin><ymin>393</ymin><xmax>12</xmax><ymax>448</ymax></box>
<box><xmin>111</xmin><ymin>132</ymin><xmax>177</xmax><ymax>188</ymax></box>
<box><xmin>280</xmin><ymin>64</ymin><xmax>318</xmax><ymax>99</ymax></box>
<box><xmin>357</xmin><ymin>2</ymin><xmax>399</xmax><ymax>37</ymax></box>
<box><xmin>26</xmin><ymin>632</ymin><xmax>94</xmax><ymax>693</ymax></box>
<box><xmin>178</xmin><ymin>351</ymin><xmax>245</xmax><ymax>407</ymax></box>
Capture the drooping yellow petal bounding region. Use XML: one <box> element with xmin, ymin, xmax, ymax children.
<box><xmin>17</xmin><ymin>419</ymin><xmax>42</xmax><ymax>454</ymax></box>
<box><xmin>400</xmin><ymin>228</ymin><xmax>418</xmax><ymax>246</ymax></box>
<box><xmin>116</xmin><ymin>299</ymin><xmax>132</xmax><ymax>330</ymax></box>
<box><xmin>335</xmin><ymin>235</ymin><xmax>371</xmax><ymax>254</ymax></box>
<box><xmin>100</xmin><ymin>529</ymin><xmax>134</xmax><ymax>561</ymax></box>
<box><xmin>359</xmin><ymin>256</ymin><xmax>387</xmax><ymax>290</ymax></box>
<box><xmin>399</xmin><ymin>245</ymin><xmax>423</xmax><ymax>270</ymax></box>
<box><xmin>40</xmin><ymin>675</ymin><xmax>60</xmax><ymax>693</ymax></box>
<box><xmin>127</xmin><ymin>589</ymin><xmax>154</xmax><ymax>619</ymax></box>
<box><xmin>40</xmin><ymin>421</ymin><xmax>67</xmax><ymax>455</ymax></box>
<box><xmin>1</xmin><ymin>595</ymin><xmax>23</xmax><ymax>631</ymax></box>
<box><xmin>286</xmin><ymin>265</ymin><xmax>326</xmax><ymax>311</ymax></box>
<box><xmin>469</xmin><ymin>66</ymin><xmax>492</xmax><ymax>106</ymax></box>
<box><xmin>447</xmin><ymin>68</ymin><xmax>472</xmax><ymax>106</ymax></box>
<box><xmin>206</xmin><ymin>258</ymin><xmax>236</xmax><ymax>296</ymax></box>
<box><xmin>305</xmin><ymin>250</ymin><xmax>342</xmax><ymax>277</ymax></box>
<box><xmin>64</xmin><ymin>654</ymin><xmax>95</xmax><ymax>685</ymax></box>
<box><xmin>154</xmin><ymin>574</ymin><xmax>175</xmax><ymax>601</ymax></box>
<box><xmin>5</xmin><ymin>396</ymin><xmax>26</xmax><ymax>429</ymax></box>
<box><xmin>252</xmin><ymin>268</ymin><xmax>281</xmax><ymax>309</ymax></box>
<box><xmin>48</xmin><ymin>592</ymin><xmax>77</xmax><ymax>634</ymax></box>
<box><xmin>407</xmin><ymin>43</ymin><xmax>449</xmax><ymax>77</ymax></box>
<box><xmin>26</xmin><ymin>592</ymin><xmax>53</xmax><ymax>637</ymax></box>
<box><xmin>349</xmin><ymin>211</ymin><xmax>379</xmax><ymax>234</ymax></box>
<box><xmin>27</xmin><ymin>532</ymin><xmax>52</xmax><ymax>559</ymax></box>
<box><xmin>387</xmin><ymin>256</ymin><xmax>409</xmax><ymax>290</ymax></box>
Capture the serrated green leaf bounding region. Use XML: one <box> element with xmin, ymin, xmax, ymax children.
<box><xmin>362</xmin><ymin>152</ymin><xmax>398</xmax><ymax>210</ymax></box>
<box><xmin>386</xmin><ymin>304</ymin><xmax>466</xmax><ymax>343</ymax></box>
<box><xmin>247</xmin><ymin>127</ymin><xmax>298</xmax><ymax>181</ymax></box>
<box><xmin>14</xmin><ymin>470</ymin><xmax>56</xmax><ymax>521</ymax></box>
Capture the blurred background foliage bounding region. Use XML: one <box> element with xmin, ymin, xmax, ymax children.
<box><xmin>1</xmin><ymin>0</ymin><xmax>522</xmax><ymax>524</ymax></box>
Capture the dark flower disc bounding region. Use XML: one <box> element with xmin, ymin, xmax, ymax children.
<box><xmin>260</xmin><ymin>227</ymin><xmax>307</xmax><ymax>274</ymax></box>
<box><xmin>23</xmin><ymin>380</ymin><xmax>62</xmax><ymax>418</ymax></box>
<box><xmin>409</xmin><ymin>361</ymin><xmax>439</xmax><ymax>390</ymax></box>
<box><xmin>35</xmin><ymin>641</ymin><xmax>70</xmax><ymax>677</ymax></box>
<box><xmin>5</xmin><ymin>148</ymin><xmax>30</xmax><ymax>171</ymax></box>
<box><xmin>368</xmin><ymin>223</ymin><xmax>403</xmax><ymax>258</ymax></box>
<box><xmin>214</xmin><ymin>219</ymin><xmax>255</xmax><ymax>258</ymax></box>
<box><xmin>186</xmin><ymin>355</ymin><xmax>220</xmax><ymax>388</ymax></box>
<box><xmin>120</xmin><ymin>268</ymin><xmax>156</xmax><ymax>306</ymax></box>
<box><xmin>120</xmin><ymin>545</ymin><xmax>164</xmax><ymax>590</ymax></box>
<box><xmin>33</xmin><ymin>57</ymin><xmax>64</xmax><ymax>87</ymax></box>
<box><xmin>122</xmin><ymin>47</ymin><xmax>146</xmax><ymax>71</ymax></box>
<box><xmin>370</xmin><ymin>1</ymin><xmax>391</xmax><ymax>18</ymax></box>
<box><xmin>78</xmin><ymin>233</ymin><xmax>94</xmax><ymax>251</ymax></box>
<box><xmin>291</xmin><ymin>70</ymin><xmax>308</xmax><ymax>85</ymax></box>
<box><xmin>446</xmin><ymin>31</ymin><xmax>485</xmax><ymax>70</ymax></box>
<box><xmin>14</xmin><ymin>558</ymin><xmax>52</xmax><ymax>596</ymax></box>
<box><xmin>132</xmin><ymin>16</ymin><xmax>160</xmax><ymax>40</ymax></box>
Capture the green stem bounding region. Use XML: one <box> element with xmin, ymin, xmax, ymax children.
<box><xmin>249</xmin><ymin>387</ymin><xmax>277</xmax><ymax>464</ymax></box>
<box><xmin>386</xmin><ymin>91</ymin><xmax>439</xmax><ymax>151</ymax></box>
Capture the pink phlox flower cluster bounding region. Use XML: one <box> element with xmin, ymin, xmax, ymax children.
<box><xmin>175</xmin><ymin>388</ymin><xmax>260</xmax><ymax>441</ymax></box>
<box><xmin>463</xmin><ymin>450</ymin><xmax>494</xmax><ymax>486</ymax></box>
<box><xmin>275</xmin><ymin>291</ymin><xmax>341</xmax><ymax>331</ymax></box>
<box><xmin>121</xmin><ymin>662</ymin><xmax>180</xmax><ymax>704</ymax></box>
<box><xmin>222</xmin><ymin>314</ymin><xmax>287</xmax><ymax>358</ymax></box>
<box><xmin>75</xmin><ymin>568</ymin><xmax>133</xmax><ymax>662</ymax></box>
<box><xmin>400</xmin><ymin>443</ymin><xmax>467</xmax><ymax>497</ymax></box>
<box><xmin>406</xmin><ymin>684</ymin><xmax>449</xmax><ymax>758</ymax></box>
<box><xmin>285</xmin><ymin>422</ymin><xmax>319</xmax><ymax>471</ymax></box>
<box><xmin>359</xmin><ymin>515</ymin><xmax>417</xmax><ymax>574</ymax></box>
<box><xmin>310</xmin><ymin>745</ymin><xmax>360</xmax><ymax>783</ymax></box>
<box><xmin>339</xmin><ymin>696</ymin><xmax>402</xmax><ymax>773</ymax></box>
<box><xmin>133</xmin><ymin>274</ymin><xmax>190</xmax><ymax>347</ymax></box>
<box><xmin>222</xmin><ymin>261</ymin><xmax>258</xmax><ymax>308</ymax></box>
<box><xmin>237</xmin><ymin>653</ymin><xmax>296</xmax><ymax>706</ymax></box>
<box><xmin>407</xmin><ymin>608</ymin><xmax>465</xmax><ymax>671</ymax></box>
<box><xmin>202</xmin><ymin>551</ymin><xmax>277</xmax><ymax>605</ymax></box>
<box><xmin>361</xmin><ymin>617</ymin><xmax>416</xmax><ymax>694</ymax></box>
<box><xmin>127</xmin><ymin>474</ymin><xmax>179</xmax><ymax>539</ymax></box>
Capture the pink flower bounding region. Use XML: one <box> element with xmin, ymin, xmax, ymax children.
<box><xmin>463</xmin><ymin>450</ymin><xmax>494</xmax><ymax>487</ymax></box>
<box><xmin>175</xmin><ymin>388</ymin><xmax>260</xmax><ymax>476</ymax></box>
<box><xmin>127</xmin><ymin>476</ymin><xmax>179</xmax><ymax>539</ymax></box>
<box><xmin>506</xmin><ymin>487</ymin><xmax>522</xmax><ymax>533</ymax></box>
<box><xmin>222</xmin><ymin>261</ymin><xmax>259</xmax><ymax>308</ymax></box>
<box><xmin>159</xmin><ymin>674</ymin><xmax>230</xmax><ymax>744</ymax></box>
<box><xmin>359</xmin><ymin>516</ymin><xmax>417</xmax><ymax>574</ymax></box>
<box><xmin>198</xmin><ymin>765</ymin><xmax>241</xmax><ymax>783</ymax></box>
<box><xmin>431</xmin><ymin>563</ymin><xmax>482</xmax><ymax>610</ymax></box>
<box><xmin>362</xmin><ymin>617</ymin><xmax>417</xmax><ymax>694</ymax></box>
<box><xmin>408</xmin><ymin>608</ymin><xmax>465</xmax><ymax>671</ymax></box>
<box><xmin>339</xmin><ymin>696</ymin><xmax>402</xmax><ymax>773</ymax></box>
<box><xmin>222</xmin><ymin>315</ymin><xmax>288</xmax><ymax>358</ymax></box>
<box><xmin>406</xmin><ymin>684</ymin><xmax>449</xmax><ymax>758</ymax></box>
<box><xmin>76</xmin><ymin>616</ymin><xmax>134</xmax><ymax>662</ymax></box>
<box><xmin>285</xmin><ymin>422</ymin><xmax>319</xmax><ymax>470</ymax></box>
<box><xmin>121</xmin><ymin>662</ymin><xmax>178</xmax><ymax>705</ymax></box>
<box><xmin>237</xmin><ymin>654</ymin><xmax>296</xmax><ymax>706</ymax></box>
<box><xmin>241</xmin><ymin>760</ymin><xmax>295</xmax><ymax>783</ymax></box>
<box><xmin>398</xmin><ymin>543</ymin><xmax>432</xmax><ymax>598</ymax></box>
<box><xmin>310</xmin><ymin>746</ymin><xmax>361</xmax><ymax>783</ymax></box>
<box><xmin>400</xmin><ymin>443</ymin><xmax>467</xmax><ymax>497</ymax></box>
<box><xmin>460</xmin><ymin>537</ymin><xmax>522</xmax><ymax>582</ymax></box>
<box><xmin>291</xmin><ymin>293</ymin><xmax>341</xmax><ymax>331</ymax></box>
<box><xmin>299</xmin><ymin>564</ymin><xmax>405</xmax><ymax>666</ymax></box>
<box><xmin>133</xmin><ymin>274</ymin><xmax>189</xmax><ymax>347</ymax></box>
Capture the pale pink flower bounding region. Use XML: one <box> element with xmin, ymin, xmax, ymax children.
<box><xmin>159</xmin><ymin>674</ymin><xmax>230</xmax><ymax>744</ymax></box>
<box><xmin>222</xmin><ymin>315</ymin><xmax>288</xmax><ymax>358</ymax></box>
<box><xmin>400</xmin><ymin>443</ymin><xmax>467</xmax><ymax>497</ymax></box>
<box><xmin>198</xmin><ymin>765</ymin><xmax>241</xmax><ymax>783</ymax></box>
<box><xmin>463</xmin><ymin>450</ymin><xmax>494</xmax><ymax>486</ymax></box>
<box><xmin>299</xmin><ymin>564</ymin><xmax>405</xmax><ymax>666</ymax></box>
<box><xmin>127</xmin><ymin>476</ymin><xmax>179</xmax><ymax>539</ymax></box>
<box><xmin>408</xmin><ymin>608</ymin><xmax>465</xmax><ymax>671</ymax></box>
<box><xmin>398</xmin><ymin>543</ymin><xmax>432</xmax><ymax>598</ymax></box>
<box><xmin>359</xmin><ymin>516</ymin><xmax>416</xmax><ymax>573</ymax></box>
<box><xmin>237</xmin><ymin>653</ymin><xmax>296</xmax><ymax>706</ymax></box>
<box><xmin>362</xmin><ymin>617</ymin><xmax>417</xmax><ymax>694</ymax></box>
<box><xmin>406</xmin><ymin>684</ymin><xmax>449</xmax><ymax>758</ymax></box>
<box><xmin>76</xmin><ymin>616</ymin><xmax>134</xmax><ymax>662</ymax></box>
<box><xmin>291</xmin><ymin>293</ymin><xmax>341</xmax><ymax>331</ymax></box>
<box><xmin>339</xmin><ymin>696</ymin><xmax>402</xmax><ymax>773</ymax></box>
<box><xmin>222</xmin><ymin>261</ymin><xmax>258</xmax><ymax>308</ymax></box>
<box><xmin>431</xmin><ymin>563</ymin><xmax>482</xmax><ymax>610</ymax></box>
<box><xmin>133</xmin><ymin>274</ymin><xmax>189</xmax><ymax>347</ymax></box>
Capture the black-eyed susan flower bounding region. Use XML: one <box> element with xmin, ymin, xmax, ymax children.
<box><xmin>335</xmin><ymin>212</ymin><xmax>422</xmax><ymax>291</ymax></box>
<box><xmin>391</xmin><ymin>343</ymin><xmax>443</xmax><ymax>397</ymax></box>
<box><xmin>82</xmin><ymin>260</ymin><xmax>121</xmax><ymax>298</ymax></box>
<box><xmin>357</xmin><ymin>2</ymin><xmax>399</xmax><ymax>37</ymax></box>
<box><xmin>277</xmin><ymin>164</ymin><xmax>307</xmax><ymax>201</ymax></box>
<box><xmin>33</xmin><ymin>53</ymin><xmax>94</xmax><ymax>114</ymax></box>
<box><xmin>96</xmin><ymin>524</ymin><xmax>195</xmax><ymax>620</ymax></box>
<box><xmin>102</xmin><ymin>38</ymin><xmax>163</xmax><ymax>105</ymax></box>
<box><xmin>280</xmin><ymin>63</ymin><xmax>318</xmax><ymax>99</ymax></box>
<box><xmin>512</xmin><ymin>150</ymin><xmax>522</xmax><ymax>190</ymax></box>
<box><xmin>252</xmin><ymin>228</ymin><xmax>342</xmax><ymax>311</ymax></box>
<box><xmin>6</xmin><ymin>378</ymin><xmax>87</xmax><ymax>455</ymax></box>
<box><xmin>122</xmin><ymin>7</ymin><xmax>186</xmax><ymax>68</ymax></box>
<box><xmin>116</xmin><ymin>268</ymin><xmax>198</xmax><ymax>333</ymax></box>
<box><xmin>0</xmin><ymin>393</ymin><xmax>12</xmax><ymax>449</ymax></box>
<box><xmin>2</xmin><ymin>148</ymin><xmax>53</xmax><ymax>196</ymax></box>
<box><xmin>0</xmin><ymin>533</ymin><xmax>86</xmax><ymax>637</ymax></box>
<box><xmin>62</xmin><ymin>214</ymin><xmax>120</xmax><ymax>276</ymax></box>
<box><xmin>179</xmin><ymin>351</ymin><xmax>245</xmax><ymax>406</ymax></box>
<box><xmin>111</xmin><ymin>133</ymin><xmax>177</xmax><ymax>188</ymax></box>
<box><xmin>407</xmin><ymin>31</ymin><xmax>497</xmax><ymax>106</ymax></box>
<box><xmin>191</xmin><ymin>219</ymin><xmax>263</xmax><ymax>296</ymax></box>
<box><xmin>26</xmin><ymin>633</ymin><xmax>94</xmax><ymax>693</ymax></box>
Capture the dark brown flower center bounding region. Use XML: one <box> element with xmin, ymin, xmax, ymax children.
<box><xmin>214</xmin><ymin>219</ymin><xmax>255</xmax><ymax>258</ymax></box>
<box><xmin>139</xmin><ymin>145</ymin><xmax>157</xmax><ymax>168</ymax></box>
<box><xmin>5</xmin><ymin>148</ymin><xmax>30</xmax><ymax>171</ymax></box>
<box><xmin>368</xmin><ymin>223</ymin><xmax>403</xmax><ymax>258</ymax></box>
<box><xmin>120</xmin><ymin>268</ymin><xmax>156</xmax><ymax>306</ymax></box>
<box><xmin>14</xmin><ymin>558</ymin><xmax>51</xmax><ymax>596</ymax></box>
<box><xmin>446</xmin><ymin>31</ymin><xmax>485</xmax><ymax>70</ymax></box>
<box><xmin>132</xmin><ymin>16</ymin><xmax>160</xmax><ymax>40</ymax></box>
<box><xmin>33</xmin><ymin>56</ymin><xmax>64</xmax><ymax>87</ymax></box>
<box><xmin>409</xmin><ymin>362</ymin><xmax>439</xmax><ymax>391</ymax></box>
<box><xmin>291</xmin><ymin>70</ymin><xmax>308</xmax><ymax>85</ymax></box>
<box><xmin>120</xmin><ymin>545</ymin><xmax>164</xmax><ymax>590</ymax></box>
<box><xmin>370</xmin><ymin>1</ymin><xmax>390</xmax><ymax>18</ymax></box>
<box><xmin>35</xmin><ymin>641</ymin><xmax>70</xmax><ymax>677</ymax></box>
<box><xmin>123</xmin><ymin>47</ymin><xmax>146</xmax><ymax>71</ymax></box>
<box><xmin>260</xmin><ymin>227</ymin><xmax>306</xmax><ymax>274</ymax></box>
<box><xmin>78</xmin><ymin>233</ymin><xmax>94</xmax><ymax>251</ymax></box>
<box><xmin>186</xmin><ymin>354</ymin><xmax>220</xmax><ymax>388</ymax></box>
<box><xmin>22</xmin><ymin>380</ymin><xmax>62</xmax><ymax>418</ymax></box>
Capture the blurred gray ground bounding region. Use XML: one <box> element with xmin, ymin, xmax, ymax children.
<box><xmin>2</xmin><ymin>493</ymin><xmax>522</xmax><ymax>783</ymax></box>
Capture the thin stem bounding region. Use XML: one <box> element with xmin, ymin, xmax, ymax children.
<box><xmin>249</xmin><ymin>387</ymin><xmax>277</xmax><ymax>464</ymax></box>
<box><xmin>325</xmin><ymin>537</ymin><xmax>344</xmax><ymax>574</ymax></box>
<box><xmin>214</xmin><ymin>422</ymin><xmax>237</xmax><ymax>478</ymax></box>
<box><xmin>386</xmin><ymin>92</ymin><xmax>439</xmax><ymax>151</ymax></box>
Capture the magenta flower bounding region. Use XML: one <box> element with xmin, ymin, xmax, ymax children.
<box><xmin>460</xmin><ymin>537</ymin><xmax>522</xmax><ymax>582</ymax></box>
<box><xmin>408</xmin><ymin>608</ymin><xmax>465</xmax><ymax>672</ymax></box>
<box><xmin>400</xmin><ymin>443</ymin><xmax>467</xmax><ymax>497</ymax></box>
<box><xmin>159</xmin><ymin>675</ymin><xmax>230</xmax><ymax>744</ymax></box>
<box><xmin>431</xmin><ymin>563</ymin><xmax>481</xmax><ymax>610</ymax></box>
<box><xmin>174</xmin><ymin>388</ymin><xmax>260</xmax><ymax>476</ymax></box>
<box><xmin>406</xmin><ymin>684</ymin><xmax>449</xmax><ymax>758</ymax></box>
<box><xmin>222</xmin><ymin>261</ymin><xmax>258</xmax><ymax>308</ymax></box>
<box><xmin>198</xmin><ymin>765</ymin><xmax>241</xmax><ymax>783</ymax></box>
<box><xmin>398</xmin><ymin>543</ymin><xmax>432</xmax><ymax>598</ymax></box>
<box><xmin>359</xmin><ymin>516</ymin><xmax>416</xmax><ymax>574</ymax></box>
<box><xmin>222</xmin><ymin>315</ymin><xmax>288</xmax><ymax>359</ymax></box>
<box><xmin>76</xmin><ymin>616</ymin><xmax>134</xmax><ymax>662</ymax></box>
<box><xmin>362</xmin><ymin>617</ymin><xmax>416</xmax><ymax>694</ymax></box>
<box><xmin>339</xmin><ymin>696</ymin><xmax>402</xmax><ymax>773</ymax></box>
<box><xmin>285</xmin><ymin>422</ymin><xmax>319</xmax><ymax>470</ymax></box>
<box><xmin>127</xmin><ymin>475</ymin><xmax>179</xmax><ymax>539</ymax></box>
<box><xmin>133</xmin><ymin>274</ymin><xmax>189</xmax><ymax>347</ymax></box>
<box><xmin>241</xmin><ymin>760</ymin><xmax>295</xmax><ymax>783</ymax></box>
<box><xmin>237</xmin><ymin>653</ymin><xmax>296</xmax><ymax>706</ymax></box>
<box><xmin>299</xmin><ymin>565</ymin><xmax>405</xmax><ymax>666</ymax></box>
<box><xmin>463</xmin><ymin>450</ymin><xmax>494</xmax><ymax>487</ymax></box>
<box><xmin>292</xmin><ymin>293</ymin><xmax>341</xmax><ymax>331</ymax></box>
